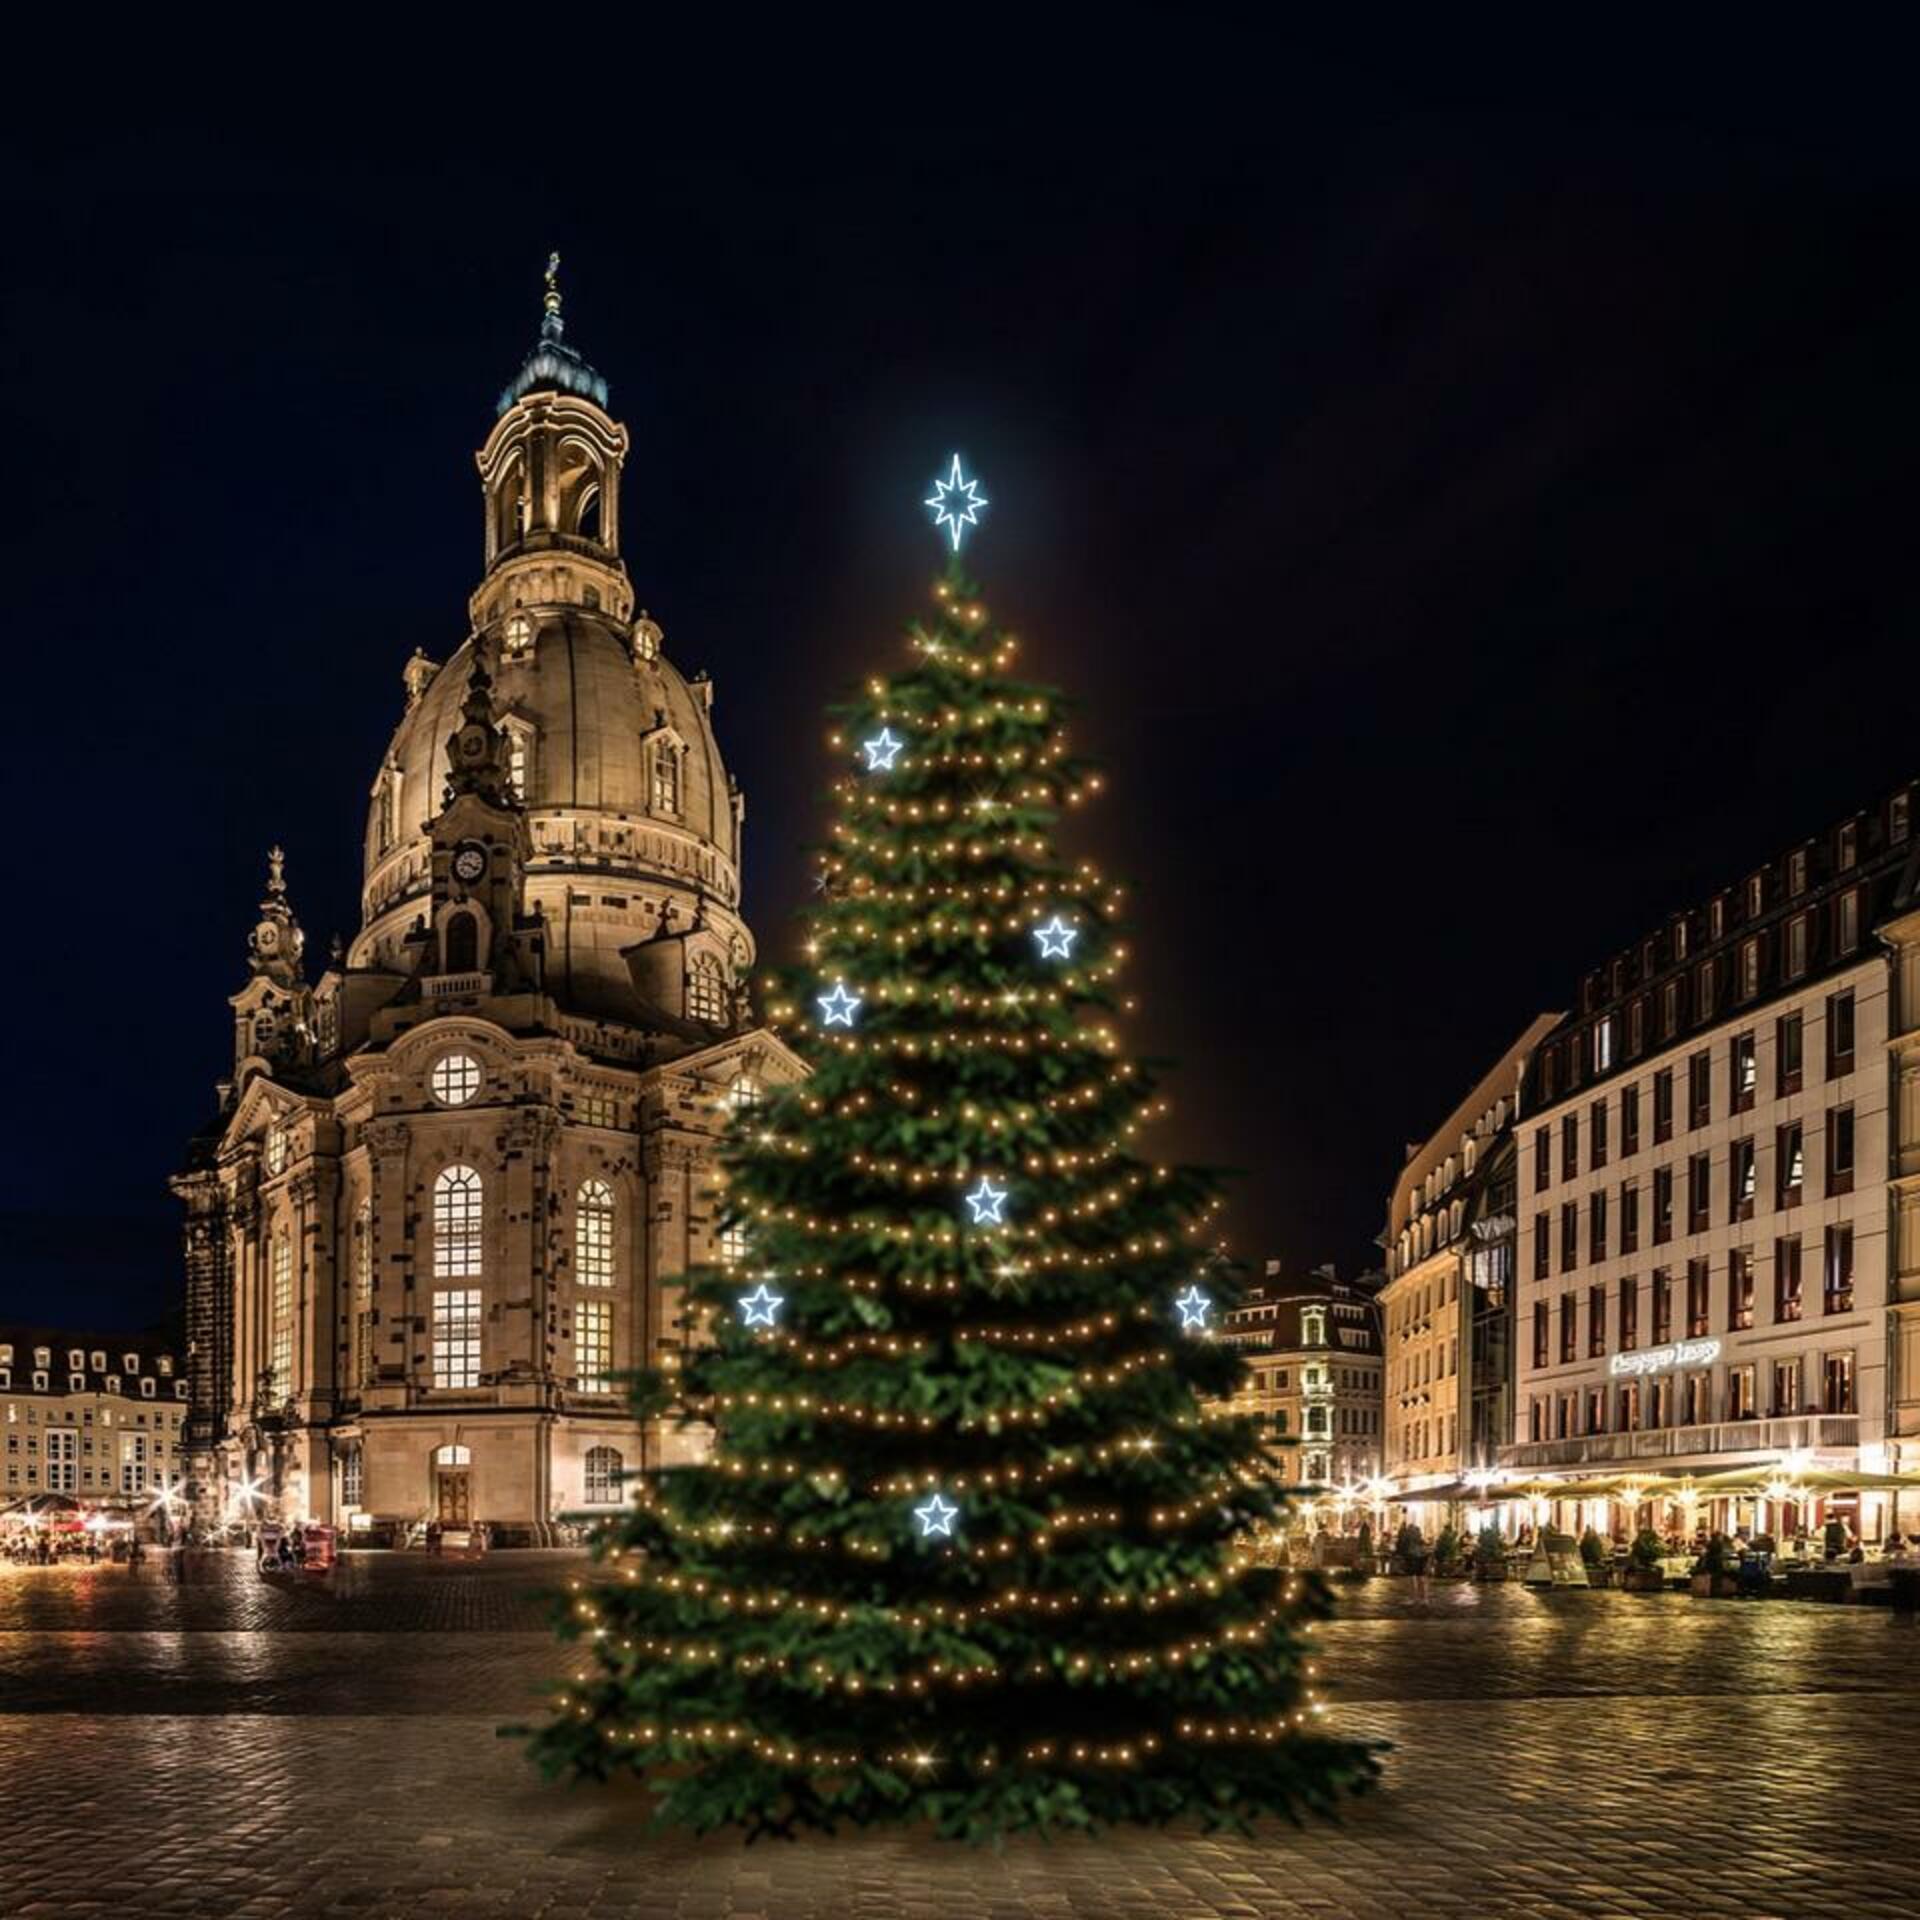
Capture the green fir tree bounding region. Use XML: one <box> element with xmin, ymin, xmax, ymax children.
<box><xmin>527</xmin><ymin>527</ymin><xmax>1379</xmax><ymax>1838</ymax></box>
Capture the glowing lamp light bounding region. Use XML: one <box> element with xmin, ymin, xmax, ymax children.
<box><xmin>816</xmin><ymin>980</ymin><xmax>863</xmax><ymax>1027</ymax></box>
<box><xmin>964</xmin><ymin>1177</ymin><xmax>1010</xmax><ymax>1226</ymax></box>
<box><xmin>736</xmin><ymin>1283</ymin><xmax>785</xmax><ymax>1329</ymax></box>
<box><xmin>861</xmin><ymin>727</ymin><xmax>904</xmax><ymax>772</ymax></box>
<box><xmin>1173</xmin><ymin>1285</ymin><xmax>1213</xmax><ymax>1332</ymax></box>
<box><xmin>1032</xmin><ymin>915</ymin><xmax>1079</xmax><ymax>960</ymax></box>
<box><xmin>924</xmin><ymin>453</ymin><xmax>988</xmax><ymax>552</ymax></box>
<box><xmin>913</xmin><ymin>1491</ymin><xmax>961</xmax><ymax>1539</ymax></box>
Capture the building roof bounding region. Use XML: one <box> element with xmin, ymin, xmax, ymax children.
<box><xmin>0</xmin><ymin>1324</ymin><xmax>182</xmax><ymax>1397</ymax></box>
<box><xmin>496</xmin><ymin>254</ymin><xmax>610</xmax><ymax>415</ymax></box>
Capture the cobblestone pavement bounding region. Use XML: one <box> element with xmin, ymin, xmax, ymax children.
<box><xmin>1</xmin><ymin>1553</ymin><xmax>1912</xmax><ymax>1918</ymax></box>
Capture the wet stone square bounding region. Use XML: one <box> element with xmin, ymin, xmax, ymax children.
<box><xmin>0</xmin><ymin>1551</ymin><xmax>1913</xmax><ymax>1918</ymax></box>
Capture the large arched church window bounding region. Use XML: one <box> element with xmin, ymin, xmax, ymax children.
<box><xmin>444</xmin><ymin>910</ymin><xmax>479</xmax><ymax>975</ymax></box>
<box><xmin>269</xmin><ymin>1230</ymin><xmax>293</xmax><ymax>1402</ymax></box>
<box><xmin>576</xmin><ymin>1179</ymin><xmax>615</xmax><ymax>1287</ymax></box>
<box><xmin>433</xmin><ymin>1166</ymin><xmax>483</xmax><ymax>1280</ymax></box>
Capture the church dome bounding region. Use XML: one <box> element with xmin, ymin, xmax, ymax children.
<box><xmin>348</xmin><ymin>269</ymin><xmax>750</xmax><ymax>1025</ymax></box>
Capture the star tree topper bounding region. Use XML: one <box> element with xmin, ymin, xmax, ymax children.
<box><xmin>924</xmin><ymin>453</ymin><xmax>988</xmax><ymax>552</ymax></box>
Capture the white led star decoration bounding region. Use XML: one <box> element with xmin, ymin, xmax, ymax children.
<box><xmin>914</xmin><ymin>1491</ymin><xmax>960</xmax><ymax>1538</ymax></box>
<box><xmin>736</xmin><ymin>1283</ymin><xmax>784</xmax><ymax>1328</ymax></box>
<box><xmin>964</xmin><ymin>1177</ymin><xmax>1010</xmax><ymax>1226</ymax></box>
<box><xmin>816</xmin><ymin>980</ymin><xmax>863</xmax><ymax>1027</ymax></box>
<box><xmin>1174</xmin><ymin>1285</ymin><xmax>1214</xmax><ymax>1332</ymax></box>
<box><xmin>861</xmin><ymin>727</ymin><xmax>904</xmax><ymax>772</ymax></box>
<box><xmin>1032</xmin><ymin>915</ymin><xmax>1078</xmax><ymax>960</ymax></box>
<box><xmin>924</xmin><ymin>453</ymin><xmax>989</xmax><ymax>552</ymax></box>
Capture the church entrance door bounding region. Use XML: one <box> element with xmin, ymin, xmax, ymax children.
<box><xmin>436</xmin><ymin>1469</ymin><xmax>471</xmax><ymax>1525</ymax></box>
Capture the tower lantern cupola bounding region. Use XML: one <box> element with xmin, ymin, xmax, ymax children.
<box><xmin>472</xmin><ymin>253</ymin><xmax>632</xmax><ymax>635</ymax></box>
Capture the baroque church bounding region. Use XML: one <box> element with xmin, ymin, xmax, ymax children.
<box><xmin>173</xmin><ymin>267</ymin><xmax>799</xmax><ymax>1541</ymax></box>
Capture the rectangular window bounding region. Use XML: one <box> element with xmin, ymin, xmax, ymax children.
<box><xmin>1827</xmin><ymin>991</ymin><xmax>1856</xmax><ymax>1078</ymax></box>
<box><xmin>1772</xmin><ymin>1359</ymin><xmax>1801</xmax><ymax>1418</ymax></box>
<box><xmin>1653</xmin><ymin>1166</ymin><xmax>1674</xmax><ymax>1245</ymax></box>
<box><xmin>1559</xmin><ymin>1292</ymin><xmax>1578</xmax><ymax>1365</ymax></box>
<box><xmin>1661</xmin><ymin>979</ymin><xmax>1682</xmax><ymax>1039</ymax></box>
<box><xmin>1730</xmin><ymin>1137</ymin><xmax>1756</xmax><ymax>1222</ymax></box>
<box><xmin>1687</xmin><ymin>1153</ymin><xmax>1711</xmax><ymax>1235</ymax></box>
<box><xmin>431</xmin><ymin>1288</ymin><xmax>481</xmax><ymax>1390</ymax></box>
<box><xmin>1697</xmin><ymin>961</ymin><xmax>1717</xmax><ymax>1023</ymax></box>
<box><xmin>1617</xmin><ymin>1275</ymin><xmax>1639</xmax><ymax>1348</ymax></box>
<box><xmin>1825</xmin><ymin>1225</ymin><xmax>1854</xmax><ymax>1315</ymax></box>
<box><xmin>120</xmin><ymin>1433</ymin><xmax>148</xmax><ymax>1496</ymax></box>
<box><xmin>1653</xmin><ymin>1069</ymin><xmax>1674</xmax><ymax>1144</ymax></box>
<box><xmin>1684</xmin><ymin>1370</ymin><xmax>1711</xmax><ymax>1426</ymax></box>
<box><xmin>1534</xmin><ymin>1126</ymin><xmax>1551</xmax><ymax>1193</ymax></box>
<box><xmin>1532</xmin><ymin>1300</ymin><xmax>1549</xmax><ymax>1370</ymax></box>
<box><xmin>1585</xmin><ymin>1385</ymin><xmax>1608</xmax><ymax>1433</ymax></box>
<box><xmin>1775</xmin><ymin>1237</ymin><xmax>1803</xmax><ymax>1324</ymax></box>
<box><xmin>1588</xmin><ymin>1285</ymin><xmax>1607</xmax><ymax>1359</ymax></box>
<box><xmin>342</xmin><ymin>1449</ymin><xmax>363</xmax><ymax>1508</ymax></box>
<box><xmin>1728</xmin><ymin>1364</ymin><xmax>1757</xmax><ymax>1421</ymax></box>
<box><xmin>1533</xmin><ymin>1213</ymin><xmax>1550</xmax><ymax>1282</ymax></box>
<box><xmin>1628</xmin><ymin>998</ymin><xmax>1646</xmax><ymax>1057</ymax></box>
<box><xmin>1837</xmin><ymin>890</ymin><xmax>1861</xmax><ymax>954</ymax></box>
<box><xmin>1529</xmin><ymin>1398</ymin><xmax>1545</xmax><ymax>1444</ymax></box>
<box><xmin>1686</xmin><ymin>1259</ymin><xmax>1710</xmax><ymax>1339</ymax></box>
<box><xmin>1777</xmin><ymin>1123</ymin><xmax>1805</xmax><ymax>1209</ymax></box>
<box><xmin>1561</xmin><ymin>1114</ymin><xmax>1580</xmax><ymax>1183</ymax></box>
<box><xmin>1738</xmin><ymin>939</ymin><xmax>1761</xmax><ymax>1000</ymax></box>
<box><xmin>1651</xmin><ymin>1268</ymin><xmax>1673</xmax><ymax>1344</ymax></box>
<box><xmin>1617</xmin><ymin>1379</ymin><xmax>1641</xmax><ymax>1432</ymax></box>
<box><xmin>1688</xmin><ymin>1051</ymin><xmax>1712</xmax><ymax>1130</ymax></box>
<box><xmin>1621</xmin><ymin>1180</ymin><xmax>1640</xmax><ymax>1254</ymax></box>
<box><xmin>1590</xmin><ymin>1098</ymin><xmax>1609</xmax><ymax>1170</ymax></box>
<box><xmin>1588</xmin><ymin>1190</ymin><xmax>1608</xmax><ymax>1263</ymax></box>
<box><xmin>1731</xmin><ymin>1031</ymin><xmax>1757</xmax><ymax>1112</ymax></box>
<box><xmin>1827</xmin><ymin>1107</ymin><xmax>1855</xmax><ymax>1196</ymax></box>
<box><xmin>1560</xmin><ymin>1203</ymin><xmax>1579</xmax><ymax>1274</ymax></box>
<box><xmin>44</xmin><ymin>1428</ymin><xmax>76</xmax><ymax>1494</ymax></box>
<box><xmin>1728</xmin><ymin>1248</ymin><xmax>1754</xmax><ymax>1331</ymax></box>
<box><xmin>1620</xmin><ymin>1083</ymin><xmax>1640</xmax><ymax>1157</ymax></box>
<box><xmin>1825</xmin><ymin>1351</ymin><xmax>1856</xmax><ymax>1414</ymax></box>
<box><xmin>575</xmin><ymin>1301</ymin><xmax>612</xmax><ymax>1393</ymax></box>
<box><xmin>1786</xmin><ymin>915</ymin><xmax>1809</xmax><ymax>978</ymax></box>
<box><xmin>1778</xmin><ymin>1011</ymin><xmax>1804</xmax><ymax>1096</ymax></box>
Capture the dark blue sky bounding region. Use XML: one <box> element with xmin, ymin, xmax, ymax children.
<box><xmin>3</xmin><ymin>28</ymin><xmax>1919</xmax><ymax>1330</ymax></box>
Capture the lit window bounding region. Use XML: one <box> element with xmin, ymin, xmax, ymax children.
<box><xmin>341</xmin><ymin>1449</ymin><xmax>363</xmax><ymax>1509</ymax></box>
<box><xmin>430</xmin><ymin>1053</ymin><xmax>482</xmax><ymax>1107</ymax></box>
<box><xmin>270</xmin><ymin>1231</ymin><xmax>293</xmax><ymax>1401</ymax></box>
<box><xmin>140</xmin><ymin>1377</ymin><xmax>155</xmax><ymax>1399</ymax></box>
<box><xmin>688</xmin><ymin>956</ymin><xmax>727</xmax><ymax>1025</ymax></box>
<box><xmin>44</xmin><ymin>1428</ymin><xmax>76</xmax><ymax>1494</ymax></box>
<box><xmin>353</xmin><ymin>1202</ymin><xmax>376</xmax><ymax>1390</ymax></box>
<box><xmin>431</xmin><ymin>1288</ymin><xmax>481</xmax><ymax>1389</ymax></box>
<box><xmin>652</xmin><ymin>741</ymin><xmax>683</xmax><ymax>815</ymax></box>
<box><xmin>265</xmin><ymin>1125</ymin><xmax>287</xmax><ymax>1176</ymax></box>
<box><xmin>376</xmin><ymin>775</ymin><xmax>396</xmax><ymax>856</ymax></box>
<box><xmin>507</xmin><ymin>727</ymin><xmax>532</xmax><ymax>801</ymax></box>
<box><xmin>727</xmin><ymin>1073</ymin><xmax>762</xmax><ymax>1113</ymax></box>
<box><xmin>577</xmin><ymin>1091</ymin><xmax>619</xmax><ymax>1128</ymax></box>
<box><xmin>576</xmin><ymin>1179</ymin><xmax>615</xmax><ymax>1287</ymax></box>
<box><xmin>585</xmin><ymin>1445</ymin><xmax>623</xmax><ymax>1504</ymax></box>
<box><xmin>576</xmin><ymin>1301</ymin><xmax>612</xmax><ymax>1392</ymax></box>
<box><xmin>433</xmin><ymin>1166</ymin><xmax>483</xmax><ymax>1280</ymax></box>
<box><xmin>503</xmin><ymin>612</ymin><xmax>533</xmax><ymax>658</ymax></box>
<box><xmin>721</xmin><ymin>1219</ymin><xmax>751</xmax><ymax>1266</ymax></box>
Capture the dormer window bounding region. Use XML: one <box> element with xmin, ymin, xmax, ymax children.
<box><xmin>33</xmin><ymin>1347</ymin><xmax>49</xmax><ymax>1370</ymax></box>
<box><xmin>140</xmin><ymin>1377</ymin><xmax>155</xmax><ymax>1399</ymax></box>
<box><xmin>123</xmin><ymin>1353</ymin><xmax>139</xmax><ymax>1374</ymax></box>
<box><xmin>89</xmin><ymin>1350</ymin><xmax>105</xmax><ymax>1373</ymax></box>
<box><xmin>1788</xmin><ymin>848</ymin><xmax>1809</xmax><ymax>895</ymax></box>
<box><xmin>1838</xmin><ymin>821</ymin><xmax>1859</xmax><ymax>871</ymax></box>
<box><xmin>651</xmin><ymin>739</ymin><xmax>684</xmax><ymax>815</ymax></box>
<box><xmin>1673</xmin><ymin>919</ymin><xmax>1689</xmax><ymax>961</ymax></box>
<box><xmin>1894</xmin><ymin>792</ymin><xmax>1912</xmax><ymax>843</ymax></box>
<box><xmin>70</xmin><ymin>1350</ymin><xmax>85</xmax><ymax>1372</ymax></box>
<box><xmin>1708</xmin><ymin>897</ymin><xmax>1726</xmax><ymax>941</ymax></box>
<box><xmin>1746</xmin><ymin>873</ymin><xmax>1765</xmax><ymax>917</ymax></box>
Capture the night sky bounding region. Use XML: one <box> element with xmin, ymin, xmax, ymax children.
<box><xmin>4</xmin><ymin>36</ymin><xmax>1918</xmax><ymax>1332</ymax></box>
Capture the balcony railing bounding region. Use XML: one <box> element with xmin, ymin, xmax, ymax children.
<box><xmin>1505</xmin><ymin>1415</ymin><xmax>1860</xmax><ymax>1471</ymax></box>
<box><xmin>424</xmin><ymin>971</ymin><xmax>493</xmax><ymax>1000</ymax></box>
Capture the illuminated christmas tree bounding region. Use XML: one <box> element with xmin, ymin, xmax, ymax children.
<box><xmin>526</xmin><ymin>460</ymin><xmax>1378</xmax><ymax>1836</ymax></box>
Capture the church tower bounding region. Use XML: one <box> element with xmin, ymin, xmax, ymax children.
<box><xmin>175</xmin><ymin>263</ymin><xmax>799</xmax><ymax>1540</ymax></box>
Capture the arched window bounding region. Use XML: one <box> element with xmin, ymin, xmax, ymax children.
<box><xmin>720</xmin><ymin>1218</ymin><xmax>751</xmax><ymax>1266</ymax></box>
<box><xmin>576</xmin><ymin>484</ymin><xmax>601</xmax><ymax>542</ymax></box>
<box><xmin>433</xmin><ymin>1166</ymin><xmax>483</xmax><ymax>1280</ymax></box>
<box><xmin>506</xmin><ymin>725</ymin><xmax>532</xmax><ymax>801</ymax></box>
<box><xmin>651</xmin><ymin>740</ymin><xmax>682</xmax><ymax>815</ymax></box>
<box><xmin>727</xmin><ymin>1072</ymin><xmax>762</xmax><ymax>1113</ymax></box>
<box><xmin>352</xmin><ymin>1202</ymin><xmax>375</xmax><ymax>1390</ymax></box>
<box><xmin>687</xmin><ymin>955</ymin><xmax>727</xmax><ymax>1025</ymax></box>
<box><xmin>502</xmin><ymin>611</ymin><xmax>533</xmax><ymax>659</ymax></box>
<box><xmin>444</xmin><ymin>910</ymin><xmax>479</xmax><ymax>975</ymax></box>
<box><xmin>375</xmin><ymin>775</ymin><xmax>395</xmax><ymax>855</ymax></box>
<box><xmin>576</xmin><ymin>1179</ymin><xmax>615</xmax><ymax>1287</ymax></box>
<box><xmin>584</xmin><ymin>1445</ymin><xmax>622</xmax><ymax>1504</ymax></box>
<box><xmin>434</xmin><ymin>1443</ymin><xmax>471</xmax><ymax>1467</ymax></box>
<box><xmin>269</xmin><ymin>1230</ymin><xmax>293</xmax><ymax>1401</ymax></box>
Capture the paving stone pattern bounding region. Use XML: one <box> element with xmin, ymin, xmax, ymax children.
<box><xmin>0</xmin><ymin>1552</ymin><xmax>1911</xmax><ymax>1918</ymax></box>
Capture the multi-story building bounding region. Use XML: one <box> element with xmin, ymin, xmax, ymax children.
<box><xmin>0</xmin><ymin>1328</ymin><xmax>189</xmax><ymax>1515</ymax></box>
<box><xmin>173</xmin><ymin>267</ymin><xmax>800</xmax><ymax>1541</ymax></box>
<box><xmin>1509</xmin><ymin>780</ymin><xmax>1919</xmax><ymax>1538</ymax></box>
<box><xmin>1380</xmin><ymin>1016</ymin><xmax>1558</xmax><ymax>1513</ymax></box>
<box><xmin>1219</xmin><ymin>1262</ymin><xmax>1384</xmax><ymax>1488</ymax></box>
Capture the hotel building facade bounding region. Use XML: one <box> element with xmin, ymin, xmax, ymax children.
<box><xmin>1508</xmin><ymin>781</ymin><xmax>1919</xmax><ymax>1528</ymax></box>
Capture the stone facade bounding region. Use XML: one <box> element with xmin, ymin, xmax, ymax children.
<box><xmin>1506</xmin><ymin>782</ymin><xmax>1919</xmax><ymax>1531</ymax></box>
<box><xmin>174</xmin><ymin>280</ymin><xmax>800</xmax><ymax>1541</ymax></box>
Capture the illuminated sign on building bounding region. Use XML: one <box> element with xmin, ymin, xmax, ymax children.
<box><xmin>1608</xmin><ymin>1338</ymin><xmax>1721</xmax><ymax>1379</ymax></box>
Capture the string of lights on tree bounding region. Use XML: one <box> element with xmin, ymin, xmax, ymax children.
<box><xmin>526</xmin><ymin>454</ymin><xmax>1377</xmax><ymax>1837</ymax></box>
